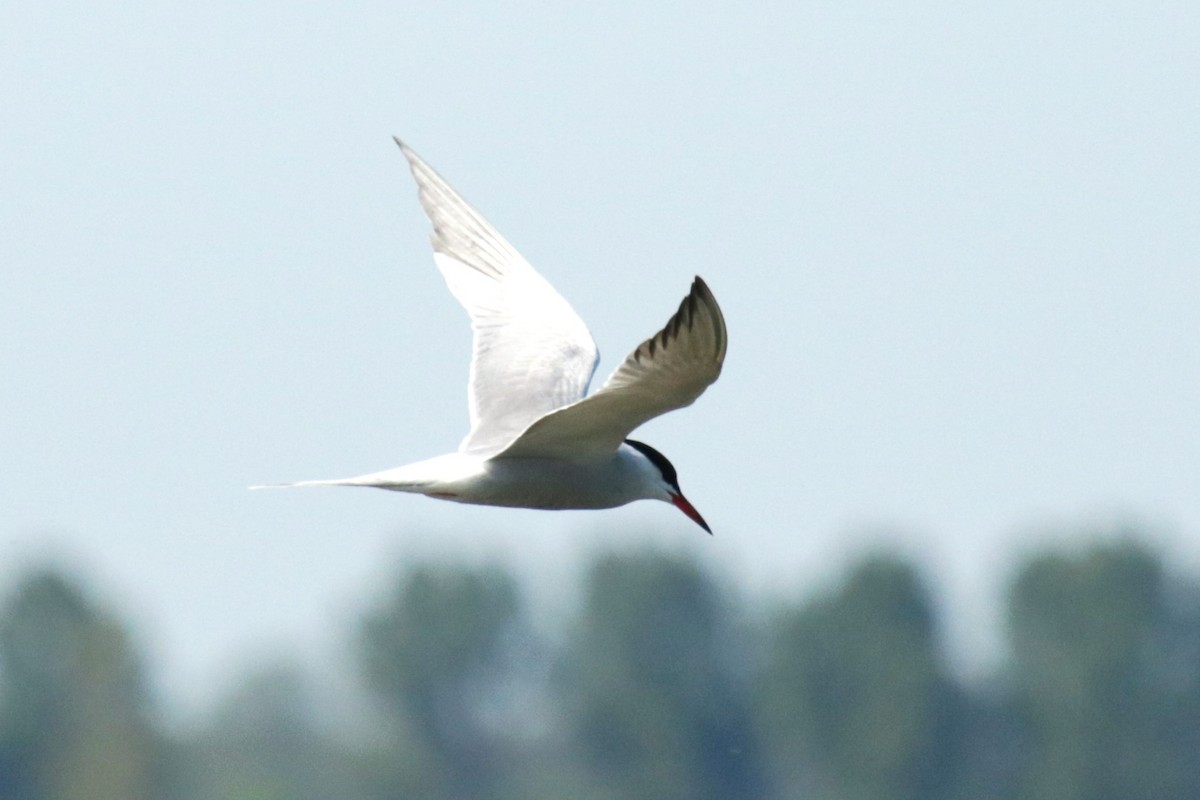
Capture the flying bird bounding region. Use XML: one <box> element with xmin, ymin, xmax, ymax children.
<box><xmin>257</xmin><ymin>139</ymin><xmax>727</xmax><ymax>533</ymax></box>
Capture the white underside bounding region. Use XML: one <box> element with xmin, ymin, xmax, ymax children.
<box><xmin>265</xmin><ymin>443</ymin><xmax>670</xmax><ymax>511</ymax></box>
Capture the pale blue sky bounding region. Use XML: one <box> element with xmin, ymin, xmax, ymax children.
<box><xmin>4</xmin><ymin>1</ymin><xmax>1198</xmax><ymax>715</ymax></box>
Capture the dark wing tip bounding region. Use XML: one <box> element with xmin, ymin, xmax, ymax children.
<box><xmin>394</xmin><ymin>138</ymin><xmax>425</xmax><ymax>173</ymax></box>
<box><xmin>393</xmin><ymin>137</ymin><xmax>417</xmax><ymax>163</ymax></box>
<box><xmin>631</xmin><ymin>276</ymin><xmax>727</xmax><ymax>366</ymax></box>
<box><xmin>690</xmin><ymin>276</ymin><xmax>727</xmax><ymax>365</ymax></box>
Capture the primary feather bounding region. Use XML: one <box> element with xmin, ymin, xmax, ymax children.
<box><xmin>499</xmin><ymin>276</ymin><xmax>727</xmax><ymax>460</ymax></box>
<box><xmin>396</xmin><ymin>139</ymin><xmax>599</xmax><ymax>455</ymax></box>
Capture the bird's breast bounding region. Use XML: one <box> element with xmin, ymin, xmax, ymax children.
<box><xmin>447</xmin><ymin>455</ymin><xmax>639</xmax><ymax>511</ymax></box>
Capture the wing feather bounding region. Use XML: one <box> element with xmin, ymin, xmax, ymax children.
<box><xmin>396</xmin><ymin>140</ymin><xmax>599</xmax><ymax>455</ymax></box>
<box><xmin>496</xmin><ymin>277</ymin><xmax>727</xmax><ymax>460</ymax></box>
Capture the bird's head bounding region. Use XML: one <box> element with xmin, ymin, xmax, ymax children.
<box><xmin>624</xmin><ymin>439</ymin><xmax>712</xmax><ymax>535</ymax></box>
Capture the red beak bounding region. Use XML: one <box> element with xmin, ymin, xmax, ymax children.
<box><xmin>672</xmin><ymin>493</ymin><xmax>712</xmax><ymax>535</ymax></box>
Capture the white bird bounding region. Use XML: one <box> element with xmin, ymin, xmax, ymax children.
<box><xmin>258</xmin><ymin>139</ymin><xmax>727</xmax><ymax>533</ymax></box>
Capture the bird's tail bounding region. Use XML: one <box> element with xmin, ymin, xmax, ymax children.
<box><xmin>249</xmin><ymin>468</ymin><xmax>436</xmax><ymax>493</ymax></box>
<box><xmin>248</xmin><ymin>479</ymin><xmax>358</xmax><ymax>490</ymax></box>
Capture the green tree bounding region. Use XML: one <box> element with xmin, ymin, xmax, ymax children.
<box><xmin>1008</xmin><ymin>540</ymin><xmax>1200</xmax><ymax>800</ymax></box>
<box><xmin>759</xmin><ymin>555</ymin><xmax>963</xmax><ymax>800</ymax></box>
<box><xmin>184</xmin><ymin>663</ymin><xmax>368</xmax><ymax>800</ymax></box>
<box><xmin>560</xmin><ymin>550</ymin><xmax>764</xmax><ymax>800</ymax></box>
<box><xmin>0</xmin><ymin>569</ymin><xmax>167</xmax><ymax>800</ymax></box>
<box><xmin>357</xmin><ymin>562</ymin><xmax>524</xmax><ymax>799</ymax></box>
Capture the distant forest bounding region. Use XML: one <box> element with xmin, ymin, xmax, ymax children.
<box><xmin>2</xmin><ymin>532</ymin><xmax>1198</xmax><ymax>800</ymax></box>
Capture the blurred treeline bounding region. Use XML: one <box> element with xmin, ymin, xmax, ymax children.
<box><xmin>2</xmin><ymin>534</ymin><xmax>1200</xmax><ymax>800</ymax></box>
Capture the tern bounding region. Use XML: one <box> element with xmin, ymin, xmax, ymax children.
<box><xmin>258</xmin><ymin>140</ymin><xmax>727</xmax><ymax>533</ymax></box>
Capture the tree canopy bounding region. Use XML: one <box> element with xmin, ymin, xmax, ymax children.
<box><xmin>3</xmin><ymin>535</ymin><xmax>1199</xmax><ymax>800</ymax></box>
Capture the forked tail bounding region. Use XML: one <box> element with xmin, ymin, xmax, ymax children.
<box><xmin>249</xmin><ymin>469</ymin><xmax>436</xmax><ymax>493</ymax></box>
<box><xmin>248</xmin><ymin>479</ymin><xmax>360</xmax><ymax>490</ymax></box>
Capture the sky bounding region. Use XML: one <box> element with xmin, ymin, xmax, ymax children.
<box><xmin>3</xmin><ymin>1</ymin><xmax>1198</xmax><ymax>718</ymax></box>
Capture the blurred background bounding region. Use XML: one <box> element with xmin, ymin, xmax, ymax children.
<box><xmin>3</xmin><ymin>1</ymin><xmax>1198</xmax><ymax>798</ymax></box>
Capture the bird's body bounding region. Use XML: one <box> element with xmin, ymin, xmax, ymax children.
<box><xmin>284</xmin><ymin>443</ymin><xmax>666</xmax><ymax>511</ymax></box>
<box><xmin>258</xmin><ymin>140</ymin><xmax>727</xmax><ymax>533</ymax></box>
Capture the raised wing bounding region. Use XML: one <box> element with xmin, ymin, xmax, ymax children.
<box><xmin>497</xmin><ymin>277</ymin><xmax>727</xmax><ymax>460</ymax></box>
<box><xmin>396</xmin><ymin>139</ymin><xmax>599</xmax><ymax>455</ymax></box>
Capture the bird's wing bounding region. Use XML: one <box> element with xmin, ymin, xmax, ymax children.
<box><xmin>496</xmin><ymin>277</ymin><xmax>726</xmax><ymax>460</ymax></box>
<box><xmin>397</xmin><ymin>139</ymin><xmax>599</xmax><ymax>455</ymax></box>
